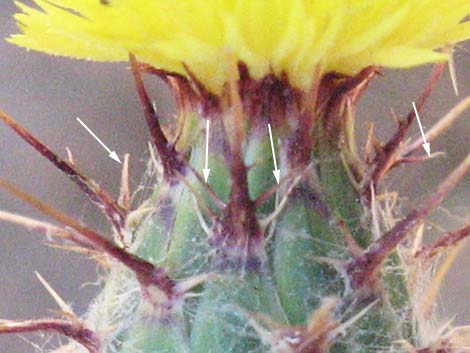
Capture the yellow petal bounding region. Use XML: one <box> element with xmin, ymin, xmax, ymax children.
<box><xmin>7</xmin><ymin>0</ymin><xmax>470</xmax><ymax>93</ymax></box>
<box><xmin>371</xmin><ymin>47</ymin><xmax>448</xmax><ymax>68</ymax></box>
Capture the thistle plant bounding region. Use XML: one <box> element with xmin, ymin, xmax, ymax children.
<box><xmin>1</xmin><ymin>1</ymin><xmax>470</xmax><ymax>353</ymax></box>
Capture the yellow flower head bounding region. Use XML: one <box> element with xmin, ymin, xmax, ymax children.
<box><xmin>8</xmin><ymin>0</ymin><xmax>470</xmax><ymax>93</ymax></box>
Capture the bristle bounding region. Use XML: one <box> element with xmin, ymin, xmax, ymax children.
<box><xmin>254</xmin><ymin>165</ymin><xmax>302</xmax><ymax>208</ymax></box>
<box><xmin>418</xmin><ymin>244</ymin><xmax>463</xmax><ymax>320</ymax></box>
<box><xmin>0</xmin><ymin>110</ymin><xmax>127</xmax><ymax>233</ymax></box>
<box><xmin>65</xmin><ymin>146</ymin><xmax>75</xmax><ymax>165</ymax></box>
<box><xmin>402</xmin><ymin>96</ymin><xmax>470</xmax><ymax>157</ymax></box>
<box><xmin>348</xmin><ymin>153</ymin><xmax>470</xmax><ymax>290</ymax></box>
<box><xmin>445</xmin><ymin>45</ymin><xmax>459</xmax><ymax>96</ymax></box>
<box><xmin>259</xmin><ymin>174</ymin><xmax>302</xmax><ymax>229</ymax></box>
<box><xmin>0</xmin><ymin>209</ymin><xmax>70</xmax><ymax>240</ymax></box>
<box><xmin>0</xmin><ymin>178</ymin><xmax>175</xmax><ymax>294</ymax></box>
<box><xmin>186</xmin><ymin>165</ymin><xmax>227</xmax><ymax>210</ymax></box>
<box><xmin>46</xmin><ymin>243</ymin><xmax>110</xmax><ymax>266</ymax></box>
<box><xmin>174</xmin><ymin>171</ymin><xmax>217</xmax><ymax>219</ymax></box>
<box><xmin>35</xmin><ymin>271</ymin><xmax>76</xmax><ymax>318</ymax></box>
<box><xmin>118</xmin><ymin>154</ymin><xmax>131</xmax><ymax>212</ymax></box>
<box><xmin>363</xmin><ymin>62</ymin><xmax>445</xmax><ymax>201</ymax></box>
<box><xmin>417</xmin><ymin>224</ymin><xmax>470</xmax><ymax>259</ymax></box>
<box><xmin>411</xmin><ymin>223</ymin><xmax>425</xmax><ymax>257</ymax></box>
<box><xmin>392</xmin><ymin>152</ymin><xmax>445</xmax><ymax>168</ymax></box>
<box><xmin>364</xmin><ymin>122</ymin><xmax>378</xmax><ymax>164</ymax></box>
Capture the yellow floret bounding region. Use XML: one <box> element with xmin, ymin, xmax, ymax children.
<box><xmin>8</xmin><ymin>0</ymin><xmax>470</xmax><ymax>93</ymax></box>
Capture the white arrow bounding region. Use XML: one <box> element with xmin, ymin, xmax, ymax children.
<box><xmin>76</xmin><ymin>117</ymin><xmax>122</xmax><ymax>163</ymax></box>
<box><xmin>412</xmin><ymin>102</ymin><xmax>431</xmax><ymax>157</ymax></box>
<box><xmin>268</xmin><ymin>123</ymin><xmax>280</xmax><ymax>184</ymax></box>
<box><xmin>203</xmin><ymin>119</ymin><xmax>210</xmax><ymax>183</ymax></box>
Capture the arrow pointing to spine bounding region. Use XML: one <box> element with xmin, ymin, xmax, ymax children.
<box><xmin>203</xmin><ymin>119</ymin><xmax>210</xmax><ymax>183</ymax></box>
<box><xmin>268</xmin><ymin>123</ymin><xmax>280</xmax><ymax>184</ymax></box>
<box><xmin>412</xmin><ymin>102</ymin><xmax>431</xmax><ymax>157</ymax></box>
<box><xmin>76</xmin><ymin>117</ymin><xmax>122</xmax><ymax>163</ymax></box>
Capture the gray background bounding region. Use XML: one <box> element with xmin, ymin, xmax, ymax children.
<box><xmin>1</xmin><ymin>1</ymin><xmax>469</xmax><ymax>352</ymax></box>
